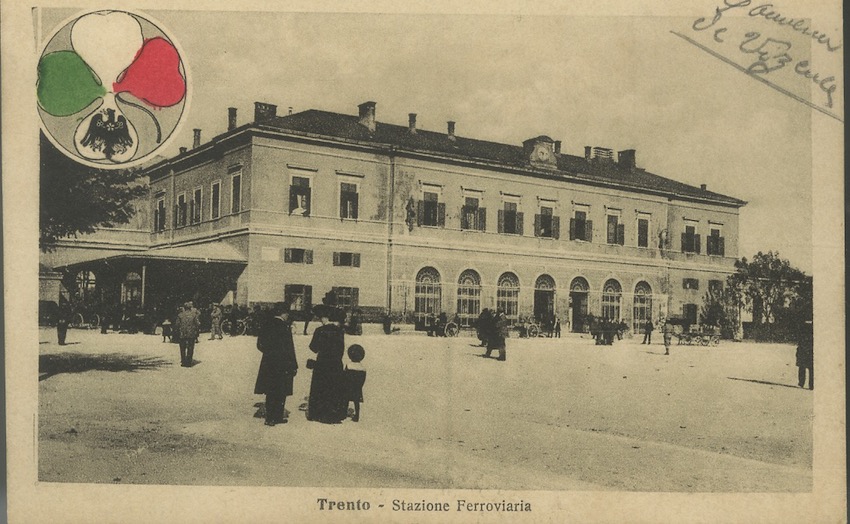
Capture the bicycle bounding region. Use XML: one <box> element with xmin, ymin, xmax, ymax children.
<box><xmin>70</xmin><ymin>311</ymin><xmax>100</xmax><ymax>329</ymax></box>
<box><xmin>443</xmin><ymin>321</ymin><xmax>460</xmax><ymax>337</ymax></box>
<box><xmin>221</xmin><ymin>318</ymin><xmax>247</xmax><ymax>336</ymax></box>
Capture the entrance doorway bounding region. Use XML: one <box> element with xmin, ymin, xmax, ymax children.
<box><xmin>533</xmin><ymin>274</ymin><xmax>556</xmax><ymax>326</ymax></box>
<box><xmin>570</xmin><ymin>292</ymin><xmax>588</xmax><ymax>332</ymax></box>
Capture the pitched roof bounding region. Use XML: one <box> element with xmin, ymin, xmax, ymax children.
<box><xmin>258</xmin><ymin>109</ymin><xmax>745</xmax><ymax>207</ymax></box>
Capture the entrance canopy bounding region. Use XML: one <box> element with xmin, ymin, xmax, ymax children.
<box><xmin>52</xmin><ymin>242</ymin><xmax>248</xmax><ymax>269</ymax></box>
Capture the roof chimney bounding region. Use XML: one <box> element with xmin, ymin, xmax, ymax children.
<box><xmin>288</xmin><ymin>107</ymin><xmax>293</xmax><ymax>115</ymax></box>
<box><xmin>193</xmin><ymin>129</ymin><xmax>201</xmax><ymax>149</ymax></box>
<box><xmin>584</xmin><ymin>146</ymin><xmax>592</xmax><ymax>160</ymax></box>
<box><xmin>227</xmin><ymin>107</ymin><xmax>237</xmax><ymax>131</ymax></box>
<box><xmin>618</xmin><ymin>149</ymin><xmax>636</xmax><ymax>170</ymax></box>
<box><xmin>554</xmin><ymin>141</ymin><xmax>561</xmax><ymax>154</ymax></box>
<box><xmin>408</xmin><ymin>113</ymin><xmax>417</xmax><ymax>134</ymax></box>
<box><xmin>447</xmin><ymin>121</ymin><xmax>456</xmax><ymax>141</ymax></box>
<box><xmin>700</xmin><ymin>183</ymin><xmax>707</xmax><ymax>191</ymax></box>
<box><xmin>592</xmin><ymin>147</ymin><xmax>614</xmax><ymax>162</ymax></box>
<box><xmin>253</xmin><ymin>102</ymin><xmax>277</xmax><ymax>123</ymax></box>
<box><xmin>179</xmin><ymin>147</ymin><xmax>187</xmax><ymax>154</ymax></box>
<box><xmin>358</xmin><ymin>101</ymin><xmax>376</xmax><ymax>133</ymax></box>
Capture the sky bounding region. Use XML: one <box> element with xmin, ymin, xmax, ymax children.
<box><xmin>41</xmin><ymin>9</ymin><xmax>819</xmax><ymax>272</ymax></box>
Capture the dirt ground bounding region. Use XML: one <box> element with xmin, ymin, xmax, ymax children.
<box><xmin>37</xmin><ymin>327</ymin><xmax>812</xmax><ymax>491</ymax></box>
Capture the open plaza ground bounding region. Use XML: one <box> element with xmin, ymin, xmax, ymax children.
<box><xmin>37</xmin><ymin>327</ymin><xmax>812</xmax><ymax>492</ymax></box>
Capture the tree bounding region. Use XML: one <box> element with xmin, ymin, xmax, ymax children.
<box><xmin>730</xmin><ymin>251</ymin><xmax>807</xmax><ymax>324</ymax></box>
<box><xmin>40</xmin><ymin>133</ymin><xmax>148</xmax><ymax>251</ymax></box>
<box><xmin>700</xmin><ymin>284</ymin><xmax>742</xmax><ymax>339</ymax></box>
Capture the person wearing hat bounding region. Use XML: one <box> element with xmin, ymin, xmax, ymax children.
<box><xmin>254</xmin><ymin>301</ymin><xmax>299</xmax><ymax>426</ymax></box>
<box><xmin>796</xmin><ymin>320</ymin><xmax>814</xmax><ymax>390</ymax></box>
<box><xmin>174</xmin><ymin>301</ymin><xmax>201</xmax><ymax>367</ymax></box>
<box><xmin>306</xmin><ymin>296</ymin><xmax>348</xmax><ymax>424</ymax></box>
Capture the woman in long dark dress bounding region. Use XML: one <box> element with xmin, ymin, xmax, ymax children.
<box><xmin>307</xmin><ymin>305</ymin><xmax>347</xmax><ymax>423</ymax></box>
<box><xmin>254</xmin><ymin>302</ymin><xmax>298</xmax><ymax>426</ymax></box>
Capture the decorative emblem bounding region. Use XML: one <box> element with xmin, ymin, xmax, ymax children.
<box><xmin>37</xmin><ymin>10</ymin><xmax>189</xmax><ymax>168</ymax></box>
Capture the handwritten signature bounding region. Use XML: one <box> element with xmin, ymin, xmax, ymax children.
<box><xmin>691</xmin><ymin>0</ymin><xmax>838</xmax><ymax>109</ymax></box>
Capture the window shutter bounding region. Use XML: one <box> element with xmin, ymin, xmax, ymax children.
<box><xmin>305</xmin><ymin>250</ymin><xmax>313</xmax><ymax>264</ymax></box>
<box><xmin>189</xmin><ymin>201</ymin><xmax>194</xmax><ymax>224</ymax></box>
<box><xmin>719</xmin><ymin>237</ymin><xmax>725</xmax><ymax>256</ymax></box>
<box><xmin>569</xmin><ymin>218</ymin><xmax>576</xmax><ymax>240</ymax></box>
<box><xmin>534</xmin><ymin>214</ymin><xmax>541</xmax><ymax>237</ymax></box>
<box><xmin>478</xmin><ymin>208</ymin><xmax>486</xmax><ymax>231</ymax></box>
<box><xmin>173</xmin><ymin>205</ymin><xmax>178</xmax><ymax>227</ymax></box>
<box><xmin>352</xmin><ymin>288</ymin><xmax>359</xmax><ymax>307</ymax></box>
<box><xmin>304</xmin><ymin>188</ymin><xmax>312</xmax><ymax>216</ymax></box>
<box><xmin>339</xmin><ymin>196</ymin><xmax>346</xmax><ymax>219</ymax></box>
<box><xmin>352</xmin><ymin>253</ymin><xmax>361</xmax><ymax>267</ymax></box>
<box><xmin>284</xmin><ymin>248</ymin><xmax>292</xmax><ymax>263</ymax></box>
<box><xmin>516</xmin><ymin>212</ymin><xmax>524</xmax><ymax>236</ymax></box>
<box><xmin>289</xmin><ymin>189</ymin><xmax>298</xmax><ymax>213</ymax></box>
<box><xmin>304</xmin><ymin>286</ymin><xmax>313</xmax><ymax>311</ymax></box>
<box><xmin>683</xmin><ymin>279</ymin><xmax>688</xmax><ymax>289</ymax></box>
<box><xmin>416</xmin><ymin>200</ymin><xmax>424</xmax><ymax>226</ymax></box>
<box><xmin>498</xmin><ymin>209</ymin><xmax>505</xmax><ymax>233</ymax></box>
<box><xmin>552</xmin><ymin>216</ymin><xmax>560</xmax><ymax>239</ymax></box>
<box><xmin>333</xmin><ymin>252</ymin><xmax>340</xmax><ymax>266</ymax></box>
<box><xmin>585</xmin><ymin>220</ymin><xmax>593</xmax><ymax>241</ymax></box>
<box><xmin>351</xmin><ymin>196</ymin><xmax>359</xmax><ymax>220</ymax></box>
<box><xmin>460</xmin><ymin>206</ymin><xmax>469</xmax><ymax>230</ymax></box>
<box><xmin>694</xmin><ymin>234</ymin><xmax>701</xmax><ymax>254</ymax></box>
<box><xmin>681</xmin><ymin>232</ymin><xmax>688</xmax><ymax>252</ymax></box>
<box><xmin>617</xmin><ymin>224</ymin><xmax>625</xmax><ymax>245</ymax></box>
<box><xmin>437</xmin><ymin>203</ymin><xmax>446</xmax><ymax>227</ymax></box>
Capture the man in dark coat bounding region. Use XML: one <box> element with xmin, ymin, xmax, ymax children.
<box><xmin>255</xmin><ymin>302</ymin><xmax>298</xmax><ymax>426</ymax></box>
<box><xmin>642</xmin><ymin>320</ymin><xmax>654</xmax><ymax>344</ymax></box>
<box><xmin>796</xmin><ymin>320</ymin><xmax>813</xmax><ymax>390</ymax></box>
<box><xmin>174</xmin><ymin>301</ymin><xmax>200</xmax><ymax>367</ymax></box>
<box><xmin>476</xmin><ymin>309</ymin><xmax>492</xmax><ymax>347</ymax></box>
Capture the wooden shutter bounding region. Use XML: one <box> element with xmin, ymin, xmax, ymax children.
<box><xmin>173</xmin><ymin>205</ymin><xmax>178</xmax><ymax>227</ymax></box>
<box><xmin>304</xmin><ymin>286</ymin><xmax>313</xmax><ymax>311</ymax></box>
<box><xmin>333</xmin><ymin>252</ymin><xmax>340</xmax><ymax>266</ymax></box>
<box><xmin>617</xmin><ymin>224</ymin><xmax>625</xmax><ymax>245</ymax></box>
<box><xmin>516</xmin><ymin>212</ymin><xmax>524</xmax><ymax>235</ymax></box>
<box><xmin>498</xmin><ymin>209</ymin><xmax>505</xmax><ymax>233</ymax></box>
<box><xmin>189</xmin><ymin>201</ymin><xmax>195</xmax><ymax>224</ymax></box>
<box><xmin>569</xmin><ymin>218</ymin><xmax>576</xmax><ymax>240</ymax></box>
<box><xmin>719</xmin><ymin>237</ymin><xmax>725</xmax><ymax>256</ymax></box>
<box><xmin>305</xmin><ymin>250</ymin><xmax>313</xmax><ymax>264</ymax></box>
<box><xmin>284</xmin><ymin>248</ymin><xmax>292</xmax><ymax>263</ymax></box>
<box><xmin>681</xmin><ymin>233</ymin><xmax>689</xmax><ymax>252</ymax></box>
<box><xmin>416</xmin><ymin>200</ymin><xmax>423</xmax><ymax>226</ymax></box>
<box><xmin>460</xmin><ymin>207</ymin><xmax>468</xmax><ymax>229</ymax></box>
<box><xmin>585</xmin><ymin>220</ymin><xmax>593</xmax><ymax>241</ymax></box>
<box><xmin>351</xmin><ymin>196</ymin><xmax>358</xmax><ymax>220</ymax></box>
<box><xmin>534</xmin><ymin>214</ymin><xmax>541</xmax><ymax>237</ymax></box>
<box><xmin>352</xmin><ymin>253</ymin><xmax>361</xmax><ymax>267</ymax></box>
<box><xmin>478</xmin><ymin>208</ymin><xmax>486</xmax><ymax>231</ymax></box>
<box><xmin>339</xmin><ymin>196</ymin><xmax>346</xmax><ymax>219</ymax></box>
<box><xmin>552</xmin><ymin>216</ymin><xmax>560</xmax><ymax>239</ymax></box>
<box><xmin>437</xmin><ymin>203</ymin><xmax>446</xmax><ymax>227</ymax></box>
<box><xmin>304</xmin><ymin>188</ymin><xmax>312</xmax><ymax>216</ymax></box>
<box><xmin>352</xmin><ymin>288</ymin><xmax>360</xmax><ymax>307</ymax></box>
<box><xmin>289</xmin><ymin>189</ymin><xmax>299</xmax><ymax>213</ymax></box>
<box><xmin>694</xmin><ymin>234</ymin><xmax>701</xmax><ymax>254</ymax></box>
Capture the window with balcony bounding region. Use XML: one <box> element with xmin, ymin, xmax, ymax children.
<box><xmin>340</xmin><ymin>182</ymin><xmax>359</xmax><ymax>219</ymax></box>
<box><xmin>535</xmin><ymin>205</ymin><xmax>559</xmax><ymax>238</ymax></box>
<box><xmin>637</xmin><ymin>215</ymin><xmax>650</xmax><ymax>248</ymax></box>
<box><xmin>289</xmin><ymin>176</ymin><xmax>311</xmax><ymax>216</ymax></box>
<box><xmin>569</xmin><ymin>209</ymin><xmax>593</xmax><ymax>241</ymax></box>
<box><xmin>606</xmin><ymin>212</ymin><xmax>624</xmax><ymax>245</ymax></box>
<box><xmin>417</xmin><ymin>190</ymin><xmax>444</xmax><ymax>227</ymax></box>
<box><xmin>498</xmin><ymin>201</ymin><xmax>523</xmax><ymax>235</ymax></box>
<box><xmin>682</xmin><ymin>223</ymin><xmax>701</xmax><ymax>253</ymax></box>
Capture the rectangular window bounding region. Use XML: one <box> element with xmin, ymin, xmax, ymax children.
<box><xmin>231</xmin><ymin>174</ymin><xmax>242</xmax><ymax>214</ymax></box>
<box><xmin>339</xmin><ymin>182</ymin><xmax>359</xmax><ymax>219</ymax></box>
<box><xmin>284</xmin><ymin>284</ymin><xmax>312</xmax><ymax>313</ymax></box>
<box><xmin>498</xmin><ymin>200</ymin><xmax>523</xmax><ymax>235</ymax></box>
<box><xmin>192</xmin><ymin>188</ymin><xmax>202</xmax><ymax>224</ymax></box>
<box><xmin>177</xmin><ymin>193</ymin><xmax>187</xmax><ymax>227</ymax></box>
<box><xmin>461</xmin><ymin>197</ymin><xmax>479</xmax><ymax>231</ymax></box>
<box><xmin>421</xmin><ymin>191</ymin><xmax>439</xmax><ymax>226</ymax></box>
<box><xmin>332</xmin><ymin>286</ymin><xmax>359</xmax><ymax>309</ymax></box>
<box><xmin>569</xmin><ymin>209</ymin><xmax>593</xmax><ymax>242</ymax></box>
<box><xmin>709</xmin><ymin>279</ymin><xmax>724</xmax><ymax>294</ymax></box>
<box><xmin>682</xmin><ymin>223</ymin><xmax>701</xmax><ymax>253</ymax></box>
<box><xmin>707</xmin><ymin>226</ymin><xmax>725</xmax><ymax>256</ymax></box>
<box><xmin>637</xmin><ymin>217</ymin><xmax>649</xmax><ymax>248</ymax></box>
<box><xmin>683</xmin><ymin>278</ymin><xmax>700</xmax><ymax>290</ymax></box>
<box><xmin>536</xmin><ymin>206</ymin><xmax>555</xmax><ymax>238</ymax></box>
<box><xmin>289</xmin><ymin>176</ymin><xmax>311</xmax><ymax>216</ymax></box>
<box><xmin>211</xmin><ymin>182</ymin><xmax>221</xmax><ymax>219</ymax></box>
<box><xmin>606</xmin><ymin>211</ymin><xmax>624</xmax><ymax>245</ymax></box>
<box><xmin>284</xmin><ymin>248</ymin><xmax>313</xmax><ymax>264</ymax></box>
<box><xmin>683</xmin><ymin>303</ymin><xmax>698</xmax><ymax>326</ymax></box>
<box><xmin>333</xmin><ymin>252</ymin><xmax>361</xmax><ymax>267</ymax></box>
<box><xmin>155</xmin><ymin>198</ymin><xmax>166</xmax><ymax>232</ymax></box>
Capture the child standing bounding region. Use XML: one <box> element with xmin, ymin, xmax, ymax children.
<box><xmin>344</xmin><ymin>344</ymin><xmax>367</xmax><ymax>422</ymax></box>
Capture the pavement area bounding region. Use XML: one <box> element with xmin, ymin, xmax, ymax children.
<box><xmin>38</xmin><ymin>327</ymin><xmax>812</xmax><ymax>491</ymax></box>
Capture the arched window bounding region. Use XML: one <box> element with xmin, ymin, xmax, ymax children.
<box><xmin>535</xmin><ymin>274</ymin><xmax>556</xmax><ymax>290</ymax></box>
<box><xmin>633</xmin><ymin>281</ymin><xmax>653</xmax><ymax>333</ymax></box>
<box><xmin>414</xmin><ymin>267</ymin><xmax>441</xmax><ymax>322</ymax></box>
<box><xmin>570</xmin><ymin>276</ymin><xmax>589</xmax><ymax>293</ymax></box>
<box><xmin>456</xmin><ymin>269</ymin><xmax>481</xmax><ymax>327</ymax></box>
<box><xmin>496</xmin><ymin>272</ymin><xmax>520</xmax><ymax>324</ymax></box>
<box><xmin>601</xmin><ymin>279</ymin><xmax>622</xmax><ymax>321</ymax></box>
<box><xmin>74</xmin><ymin>270</ymin><xmax>97</xmax><ymax>302</ymax></box>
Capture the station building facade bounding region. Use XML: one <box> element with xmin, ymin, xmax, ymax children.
<box><xmin>44</xmin><ymin>100</ymin><xmax>746</xmax><ymax>333</ymax></box>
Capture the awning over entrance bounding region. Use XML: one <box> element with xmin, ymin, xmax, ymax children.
<box><xmin>52</xmin><ymin>241</ymin><xmax>248</xmax><ymax>269</ymax></box>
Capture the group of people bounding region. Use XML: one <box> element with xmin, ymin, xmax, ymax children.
<box><xmin>476</xmin><ymin>308</ymin><xmax>509</xmax><ymax>361</ymax></box>
<box><xmin>253</xmin><ymin>295</ymin><xmax>367</xmax><ymax>427</ymax></box>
